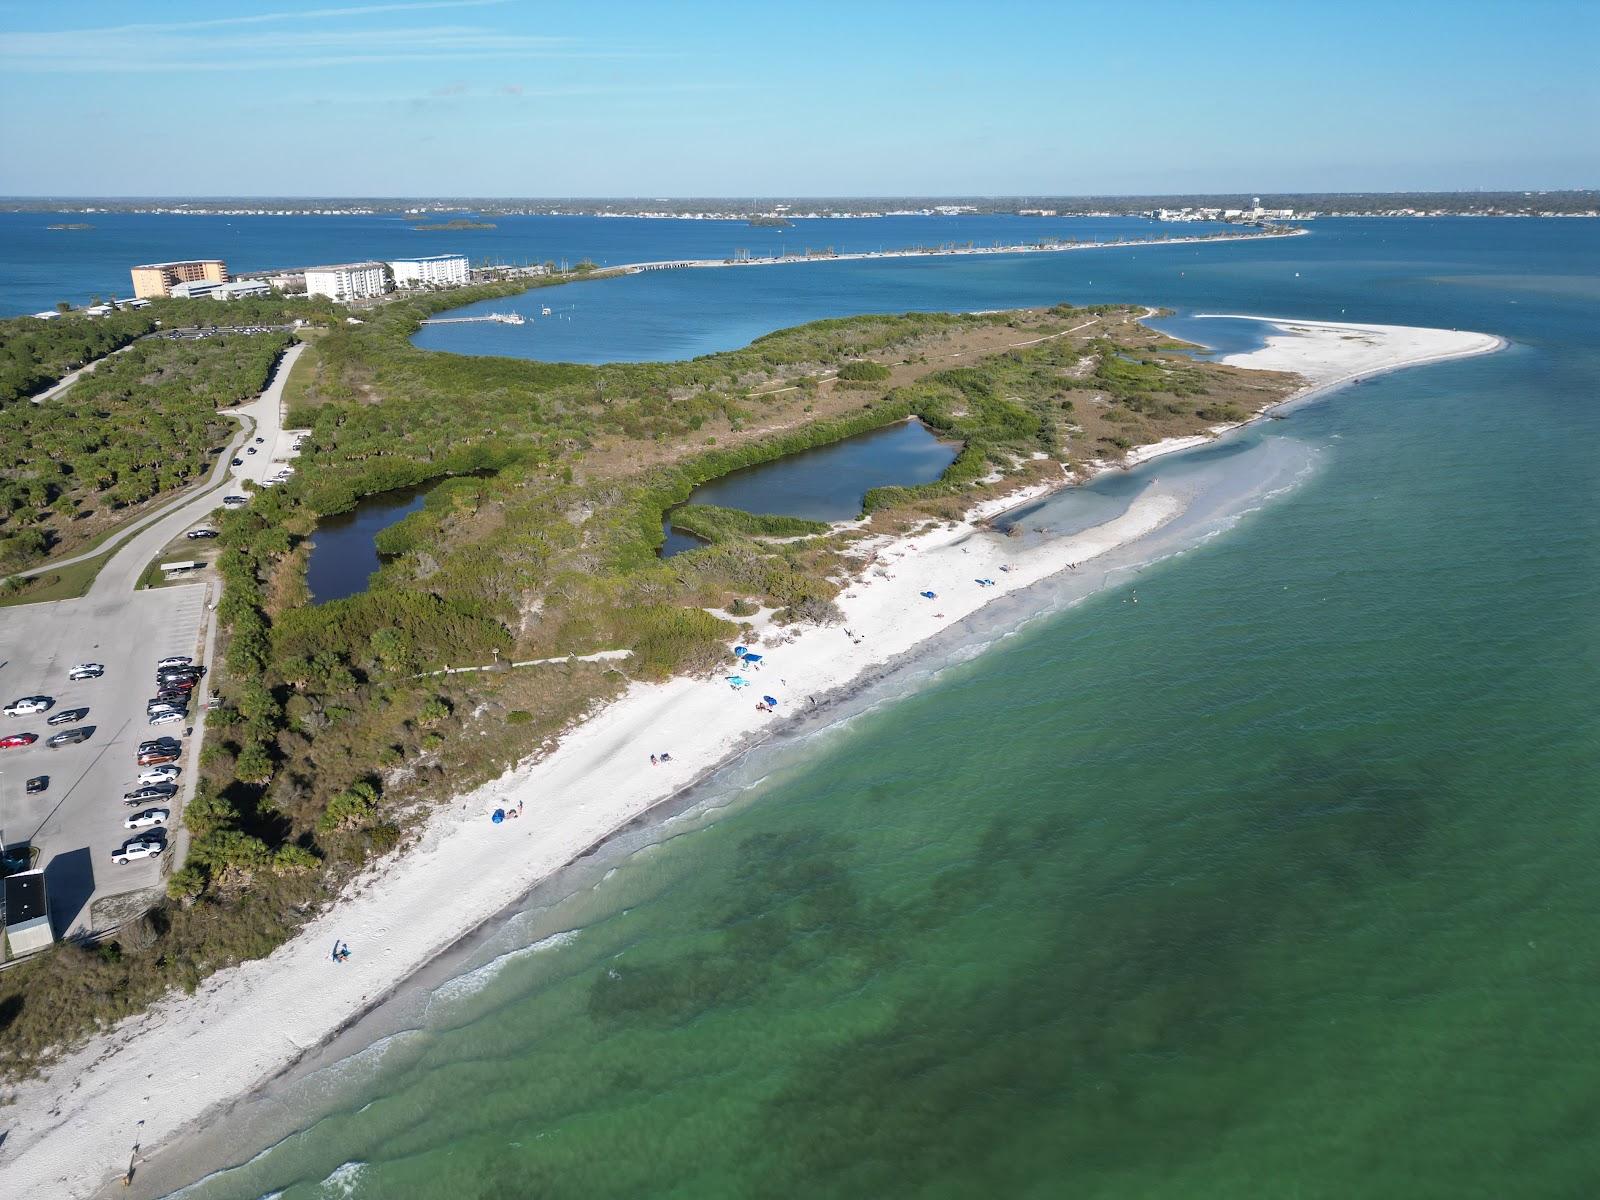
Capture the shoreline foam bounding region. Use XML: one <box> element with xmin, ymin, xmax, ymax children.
<box><xmin>0</xmin><ymin>315</ymin><xmax>1502</xmax><ymax>1199</ymax></box>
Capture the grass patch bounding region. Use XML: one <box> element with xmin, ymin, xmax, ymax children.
<box><xmin>0</xmin><ymin>554</ymin><xmax>101</xmax><ymax>606</ymax></box>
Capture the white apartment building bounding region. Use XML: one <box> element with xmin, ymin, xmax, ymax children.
<box><xmin>304</xmin><ymin>261</ymin><xmax>388</xmax><ymax>302</ymax></box>
<box><xmin>388</xmin><ymin>253</ymin><xmax>469</xmax><ymax>288</ymax></box>
<box><xmin>214</xmin><ymin>279</ymin><xmax>271</xmax><ymax>300</ymax></box>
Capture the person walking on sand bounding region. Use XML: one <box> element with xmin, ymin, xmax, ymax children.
<box><xmin>651</xmin><ymin>753</ymin><xmax>658</xmax><ymax>766</ymax></box>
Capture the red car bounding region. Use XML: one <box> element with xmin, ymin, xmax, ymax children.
<box><xmin>1</xmin><ymin>732</ymin><xmax>38</xmax><ymax>749</ymax></box>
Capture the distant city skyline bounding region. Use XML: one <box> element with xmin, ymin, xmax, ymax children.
<box><xmin>1</xmin><ymin>0</ymin><xmax>1595</xmax><ymax>196</ymax></box>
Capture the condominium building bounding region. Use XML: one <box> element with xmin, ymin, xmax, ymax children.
<box><xmin>304</xmin><ymin>261</ymin><xmax>388</xmax><ymax>302</ymax></box>
<box><xmin>130</xmin><ymin>259</ymin><xmax>230</xmax><ymax>299</ymax></box>
<box><xmin>214</xmin><ymin>279</ymin><xmax>271</xmax><ymax>300</ymax></box>
<box><xmin>389</xmin><ymin>253</ymin><xmax>469</xmax><ymax>288</ymax></box>
<box><xmin>170</xmin><ymin>279</ymin><xmax>224</xmax><ymax>300</ymax></box>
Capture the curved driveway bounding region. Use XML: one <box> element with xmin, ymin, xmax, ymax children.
<box><xmin>17</xmin><ymin>342</ymin><xmax>303</xmax><ymax>586</ymax></box>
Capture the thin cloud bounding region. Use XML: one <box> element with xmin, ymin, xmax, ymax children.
<box><xmin>37</xmin><ymin>0</ymin><xmax>511</xmax><ymax>36</ymax></box>
<box><xmin>0</xmin><ymin>25</ymin><xmax>636</xmax><ymax>73</ymax></box>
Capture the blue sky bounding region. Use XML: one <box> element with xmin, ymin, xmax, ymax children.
<box><xmin>1</xmin><ymin>0</ymin><xmax>1595</xmax><ymax>196</ymax></box>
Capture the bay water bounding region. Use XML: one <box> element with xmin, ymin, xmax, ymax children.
<box><xmin>71</xmin><ymin>217</ymin><xmax>1600</xmax><ymax>1198</ymax></box>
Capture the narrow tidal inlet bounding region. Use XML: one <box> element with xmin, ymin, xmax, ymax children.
<box><xmin>154</xmin><ymin>218</ymin><xmax>1600</xmax><ymax>1199</ymax></box>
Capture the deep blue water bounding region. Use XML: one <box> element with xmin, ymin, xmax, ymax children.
<box><xmin>410</xmin><ymin>217</ymin><xmax>1597</xmax><ymax>366</ymax></box>
<box><xmin>0</xmin><ymin>212</ymin><xmax>1230</xmax><ymax>317</ymax></box>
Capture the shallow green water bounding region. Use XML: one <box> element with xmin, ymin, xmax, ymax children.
<box><xmin>164</xmin><ymin>220</ymin><xmax>1600</xmax><ymax>1200</ymax></box>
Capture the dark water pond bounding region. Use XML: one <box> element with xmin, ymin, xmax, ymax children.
<box><xmin>662</xmin><ymin>418</ymin><xmax>959</xmax><ymax>556</ymax></box>
<box><xmin>305</xmin><ymin>484</ymin><xmax>431</xmax><ymax>604</ymax></box>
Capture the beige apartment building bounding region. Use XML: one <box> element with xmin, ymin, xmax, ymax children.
<box><xmin>130</xmin><ymin>259</ymin><xmax>230</xmax><ymax>299</ymax></box>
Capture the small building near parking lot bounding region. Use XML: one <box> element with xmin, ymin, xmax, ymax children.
<box><xmin>3</xmin><ymin>868</ymin><xmax>54</xmax><ymax>958</ymax></box>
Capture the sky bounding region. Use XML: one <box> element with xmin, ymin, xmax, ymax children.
<box><xmin>0</xmin><ymin>0</ymin><xmax>1596</xmax><ymax>197</ymax></box>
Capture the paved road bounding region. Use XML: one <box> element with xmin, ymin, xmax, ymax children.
<box><xmin>0</xmin><ymin>344</ymin><xmax>304</xmax><ymax>939</ymax></box>
<box><xmin>16</xmin><ymin>342</ymin><xmax>304</xmax><ymax>582</ymax></box>
<box><xmin>28</xmin><ymin>342</ymin><xmax>137</xmax><ymax>404</ymax></box>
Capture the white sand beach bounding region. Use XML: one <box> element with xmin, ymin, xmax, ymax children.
<box><xmin>0</xmin><ymin>315</ymin><xmax>1503</xmax><ymax>1197</ymax></box>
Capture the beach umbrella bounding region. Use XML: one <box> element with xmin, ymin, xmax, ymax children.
<box><xmin>921</xmin><ymin>590</ymin><xmax>937</xmax><ymax>599</ymax></box>
<box><xmin>727</xmin><ymin>675</ymin><xmax>749</xmax><ymax>687</ymax></box>
<box><xmin>762</xmin><ymin>696</ymin><xmax>778</xmax><ymax>707</ymax></box>
<box><xmin>734</xmin><ymin>646</ymin><xmax>748</xmax><ymax>658</ymax></box>
<box><xmin>741</xmin><ymin>652</ymin><xmax>763</xmax><ymax>664</ymax></box>
<box><xmin>492</xmin><ymin>808</ymin><xmax>505</xmax><ymax>824</ymax></box>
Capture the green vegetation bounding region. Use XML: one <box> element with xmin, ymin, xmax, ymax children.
<box><xmin>0</xmin><ymin>308</ymin><xmax>156</xmax><ymax>405</ymax></box>
<box><xmin>412</xmin><ymin>219</ymin><xmax>496</xmax><ymax>231</ymax></box>
<box><xmin>0</xmin><ymin>296</ymin><xmax>340</xmax><ymax>572</ymax></box>
<box><xmin>836</xmin><ymin>360</ymin><xmax>892</xmax><ymax>382</ymax></box>
<box><xmin>0</xmin><ymin>333</ymin><xmax>286</xmax><ymax>569</ymax></box>
<box><xmin>0</xmin><ymin>282</ymin><xmax>1296</xmax><ymax>1078</ymax></box>
<box><xmin>669</xmin><ymin>505</ymin><xmax>831</xmax><ymax>544</ymax></box>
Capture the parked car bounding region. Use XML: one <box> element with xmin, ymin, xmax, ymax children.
<box><xmin>157</xmin><ymin>678</ymin><xmax>198</xmax><ymax>693</ymax></box>
<box><xmin>4</xmin><ymin>696</ymin><xmax>52</xmax><ymax>716</ymax></box>
<box><xmin>147</xmin><ymin>711</ymin><xmax>184</xmax><ymax>727</ymax></box>
<box><xmin>186</xmin><ymin>529</ymin><xmax>219</xmax><ymax>540</ymax></box>
<box><xmin>231</xmin><ymin>457</ymin><xmax>244</xmax><ymax>466</ymax></box>
<box><xmin>254</xmin><ymin>436</ymin><xmax>265</xmax><ymax>443</ymax></box>
<box><xmin>137</xmin><ymin>765</ymin><xmax>180</xmax><ymax>785</ymax></box>
<box><xmin>26</xmin><ymin>775</ymin><xmax>47</xmax><ymax>794</ymax></box>
<box><xmin>123</xmin><ymin>784</ymin><xmax>176</xmax><ymax>804</ymax></box>
<box><xmin>46</xmin><ymin>707</ymin><xmax>88</xmax><ymax>726</ymax></box>
<box><xmin>1</xmin><ymin>733</ymin><xmax>38</xmax><ymax>749</ymax></box>
<box><xmin>155</xmin><ymin>656</ymin><xmax>193</xmax><ymax>670</ymax></box>
<box><xmin>68</xmin><ymin>663</ymin><xmax>105</xmax><ymax>680</ymax></box>
<box><xmin>47</xmin><ymin>727</ymin><xmax>92</xmax><ymax>747</ymax></box>
<box><xmin>246</xmin><ymin>447</ymin><xmax>258</xmax><ymax>455</ymax></box>
<box><xmin>223</xmin><ymin>495</ymin><xmax>248</xmax><ymax>507</ymax></box>
<box><xmin>139</xmin><ymin>737</ymin><xmax>181</xmax><ymax>754</ymax></box>
<box><xmin>137</xmin><ymin>749</ymin><xmax>179</xmax><ymax>767</ymax></box>
<box><xmin>110</xmin><ymin>837</ymin><xmax>165</xmax><ymax>864</ymax></box>
<box><xmin>125</xmin><ymin>808</ymin><xmax>170</xmax><ymax>829</ymax></box>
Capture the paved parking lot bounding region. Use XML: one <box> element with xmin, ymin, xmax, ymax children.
<box><xmin>1</xmin><ymin>586</ymin><xmax>208</xmax><ymax>934</ymax></box>
<box><xmin>1</xmin><ymin>344</ymin><xmax>302</xmax><ymax>943</ymax></box>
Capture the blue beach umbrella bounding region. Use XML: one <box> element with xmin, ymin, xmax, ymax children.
<box><xmin>762</xmin><ymin>696</ymin><xmax>778</xmax><ymax>707</ymax></box>
<box><xmin>734</xmin><ymin>646</ymin><xmax>748</xmax><ymax>658</ymax></box>
<box><xmin>727</xmin><ymin>675</ymin><xmax>749</xmax><ymax>687</ymax></box>
<box><xmin>492</xmin><ymin>808</ymin><xmax>505</xmax><ymax>824</ymax></box>
<box><xmin>741</xmin><ymin>653</ymin><xmax>763</xmax><ymax>664</ymax></box>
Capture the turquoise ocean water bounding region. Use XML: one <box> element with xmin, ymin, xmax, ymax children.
<box><xmin>120</xmin><ymin>218</ymin><xmax>1599</xmax><ymax>1199</ymax></box>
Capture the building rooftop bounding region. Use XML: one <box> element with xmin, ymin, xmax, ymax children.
<box><xmin>131</xmin><ymin>259</ymin><xmax>226</xmax><ymax>269</ymax></box>
<box><xmin>304</xmin><ymin>261</ymin><xmax>385</xmax><ymax>272</ymax></box>
<box><xmin>3</xmin><ymin>870</ymin><xmax>47</xmax><ymax>927</ymax></box>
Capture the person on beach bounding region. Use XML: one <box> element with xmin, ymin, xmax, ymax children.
<box><xmin>659</xmin><ymin>751</ymin><xmax>672</xmax><ymax>762</ymax></box>
<box><xmin>651</xmin><ymin>754</ymin><xmax>658</xmax><ymax>766</ymax></box>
